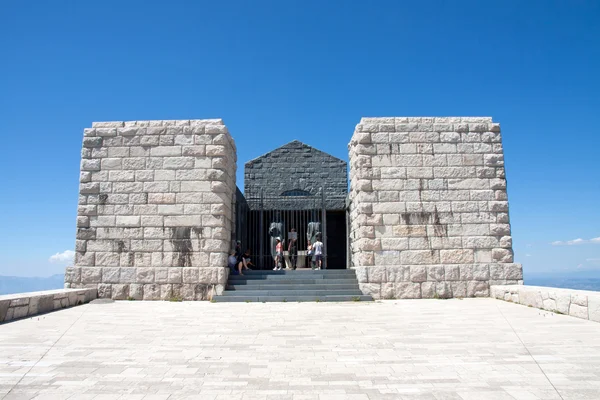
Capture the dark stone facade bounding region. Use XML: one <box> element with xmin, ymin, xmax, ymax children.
<box><xmin>244</xmin><ymin>140</ymin><xmax>347</xmax><ymax>210</ymax></box>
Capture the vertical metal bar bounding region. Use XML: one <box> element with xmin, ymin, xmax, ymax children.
<box><xmin>321</xmin><ymin>187</ymin><xmax>327</xmax><ymax>270</ymax></box>
<box><xmin>259</xmin><ymin>190</ymin><xmax>264</xmax><ymax>270</ymax></box>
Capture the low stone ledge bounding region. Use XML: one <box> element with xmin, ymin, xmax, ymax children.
<box><xmin>492</xmin><ymin>285</ymin><xmax>600</xmax><ymax>322</ymax></box>
<box><xmin>353</xmin><ymin>264</ymin><xmax>522</xmax><ymax>299</ymax></box>
<box><xmin>67</xmin><ymin>266</ymin><xmax>228</xmax><ymax>300</ymax></box>
<box><xmin>0</xmin><ymin>288</ymin><xmax>97</xmax><ymax>323</ymax></box>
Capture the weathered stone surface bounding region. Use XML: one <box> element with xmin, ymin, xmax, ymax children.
<box><xmin>467</xmin><ymin>281</ymin><xmax>489</xmax><ymax>297</ymax></box>
<box><xmin>359</xmin><ymin>283</ymin><xmax>381</xmax><ymax>300</ymax></box>
<box><xmin>349</xmin><ymin>118</ymin><xmax>520</xmax><ymax>299</ymax></box>
<box><xmin>569</xmin><ymin>303</ymin><xmax>588</xmax><ymax>319</ymax></box>
<box><xmin>394</xmin><ymin>282</ymin><xmax>421</xmax><ymax>299</ymax></box>
<box><xmin>68</xmin><ymin>120</ymin><xmax>236</xmax><ymax>299</ymax></box>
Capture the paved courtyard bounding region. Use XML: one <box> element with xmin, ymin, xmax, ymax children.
<box><xmin>1</xmin><ymin>299</ymin><xmax>600</xmax><ymax>400</ymax></box>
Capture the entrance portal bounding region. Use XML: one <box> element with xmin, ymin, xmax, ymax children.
<box><xmin>236</xmin><ymin>191</ymin><xmax>347</xmax><ymax>270</ymax></box>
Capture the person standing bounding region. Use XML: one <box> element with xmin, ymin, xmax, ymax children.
<box><xmin>273</xmin><ymin>238</ymin><xmax>283</xmax><ymax>270</ymax></box>
<box><xmin>288</xmin><ymin>228</ymin><xmax>298</xmax><ymax>270</ymax></box>
<box><xmin>307</xmin><ymin>240</ymin><xmax>315</xmax><ymax>270</ymax></box>
<box><xmin>312</xmin><ymin>235</ymin><xmax>324</xmax><ymax>270</ymax></box>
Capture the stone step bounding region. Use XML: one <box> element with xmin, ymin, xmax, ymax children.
<box><xmin>239</xmin><ymin>270</ymin><xmax>356</xmax><ymax>275</ymax></box>
<box><xmin>227</xmin><ymin>279</ymin><xmax>360</xmax><ymax>285</ymax></box>
<box><xmin>212</xmin><ymin>295</ymin><xmax>373</xmax><ymax>303</ymax></box>
<box><xmin>220</xmin><ymin>289</ymin><xmax>365</xmax><ymax>296</ymax></box>
<box><xmin>229</xmin><ymin>274</ymin><xmax>355</xmax><ymax>281</ymax></box>
<box><xmin>227</xmin><ymin>283</ymin><xmax>360</xmax><ymax>291</ymax></box>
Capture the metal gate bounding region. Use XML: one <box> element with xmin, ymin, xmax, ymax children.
<box><xmin>235</xmin><ymin>189</ymin><xmax>347</xmax><ymax>270</ymax></box>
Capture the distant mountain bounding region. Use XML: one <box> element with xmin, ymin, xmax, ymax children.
<box><xmin>0</xmin><ymin>274</ymin><xmax>64</xmax><ymax>295</ymax></box>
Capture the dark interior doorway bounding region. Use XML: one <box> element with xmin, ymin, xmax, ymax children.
<box><xmin>236</xmin><ymin>193</ymin><xmax>347</xmax><ymax>270</ymax></box>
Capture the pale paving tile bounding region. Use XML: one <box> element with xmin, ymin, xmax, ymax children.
<box><xmin>0</xmin><ymin>299</ymin><xmax>599</xmax><ymax>399</ymax></box>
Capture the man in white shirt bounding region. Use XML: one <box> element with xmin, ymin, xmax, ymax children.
<box><xmin>312</xmin><ymin>235</ymin><xmax>324</xmax><ymax>270</ymax></box>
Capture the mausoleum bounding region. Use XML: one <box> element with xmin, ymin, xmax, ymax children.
<box><xmin>65</xmin><ymin>117</ymin><xmax>523</xmax><ymax>300</ymax></box>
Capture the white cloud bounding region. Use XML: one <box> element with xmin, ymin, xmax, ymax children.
<box><xmin>49</xmin><ymin>250</ymin><xmax>75</xmax><ymax>264</ymax></box>
<box><xmin>525</xmin><ymin>254</ymin><xmax>532</xmax><ymax>257</ymax></box>
<box><xmin>551</xmin><ymin>237</ymin><xmax>600</xmax><ymax>246</ymax></box>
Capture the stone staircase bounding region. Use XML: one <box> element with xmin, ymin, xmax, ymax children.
<box><xmin>214</xmin><ymin>269</ymin><xmax>372</xmax><ymax>302</ymax></box>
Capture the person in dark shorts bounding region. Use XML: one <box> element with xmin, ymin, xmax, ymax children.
<box><xmin>237</xmin><ymin>249</ymin><xmax>253</xmax><ymax>275</ymax></box>
<box><xmin>288</xmin><ymin>228</ymin><xmax>298</xmax><ymax>270</ymax></box>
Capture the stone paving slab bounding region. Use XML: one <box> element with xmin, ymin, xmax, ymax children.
<box><xmin>1</xmin><ymin>299</ymin><xmax>599</xmax><ymax>399</ymax></box>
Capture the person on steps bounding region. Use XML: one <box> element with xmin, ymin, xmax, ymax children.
<box><xmin>313</xmin><ymin>235</ymin><xmax>324</xmax><ymax>270</ymax></box>
<box><xmin>288</xmin><ymin>228</ymin><xmax>298</xmax><ymax>270</ymax></box>
<box><xmin>237</xmin><ymin>249</ymin><xmax>253</xmax><ymax>275</ymax></box>
<box><xmin>273</xmin><ymin>238</ymin><xmax>283</xmax><ymax>270</ymax></box>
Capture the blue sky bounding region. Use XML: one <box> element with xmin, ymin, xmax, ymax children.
<box><xmin>0</xmin><ymin>1</ymin><xmax>599</xmax><ymax>278</ymax></box>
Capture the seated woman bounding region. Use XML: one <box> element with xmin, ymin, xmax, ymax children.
<box><xmin>227</xmin><ymin>251</ymin><xmax>238</xmax><ymax>275</ymax></box>
<box><xmin>237</xmin><ymin>249</ymin><xmax>254</xmax><ymax>275</ymax></box>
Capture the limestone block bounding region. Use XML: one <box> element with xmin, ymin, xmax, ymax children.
<box><xmin>119</xmin><ymin>267</ymin><xmax>136</xmax><ymax>283</ymax></box>
<box><xmin>542</xmin><ymin>298</ymin><xmax>558</xmax><ymax>312</ymax></box>
<box><xmin>492</xmin><ymin>248</ymin><xmax>513</xmax><ymax>263</ymax></box>
<box><xmin>451</xmin><ymin>282</ymin><xmax>467</xmax><ymax>298</ymax></box>
<box><xmin>409</xmin><ymin>266</ymin><xmax>427</xmax><ymax>282</ymax></box>
<box><xmin>394</xmin><ymin>282</ymin><xmax>421</xmax><ymax>299</ymax></box>
<box><xmin>444</xmin><ymin>265</ymin><xmax>460</xmax><ymax>281</ymax></box>
<box><xmin>354</xmin><ymin>267</ymin><xmax>368</xmax><ymax>283</ymax></box>
<box><xmin>102</xmin><ymin>267</ymin><xmax>120</xmax><ymax>283</ymax></box>
<box><xmin>421</xmin><ymin>282</ymin><xmax>435</xmax><ymax>298</ymax></box>
<box><xmin>569</xmin><ymin>303</ymin><xmax>588</xmax><ymax>319</ymax></box>
<box><xmin>386</xmin><ymin>266</ymin><xmax>409</xmax><ymax>282</ymax></box>
<box><xmin>97</xmin><ymin>284</ymin><xmax>112</xmax><ymax>299</ymax></box>
<box><xmin>572</xmin><ymin>294</ymin><xmax>588</xmax><ymax>307</ymax></box>
<box><xmin>467</xmin><ymin>281</ymin><xmax>489</xmax><ymax>297</ymax></box>
<box><xmin>499</xmin><ymin>236</ymin><xmax>512</xmax><ymax>248</ymax></box>
<box><xmin>136</xmin><ymin>267</ymin><xmax>155</xmax><ymax>283</ymax></box>
<box><xmin>440</xmin><ymin>249</ymin><xmax>474</xmax><ymax>264</ymax></box>
<box><xmin>143</xmin><ymin>284</ymin><xmax>161</xmax><ymax>300</ymax></box>
<box><xmin>490</xmin><ymin>224</ymin><xmax>510</xmax><ymax>236</ymax></box>
<box><xmin>181</xmin><ymin>284</ymin><xmax>195</xmax><ymax>300</ymax></box>
<box><xmin>588</xmin><ymin>295</ymin><xmax>600</xmax><ymax>323</ymax></box>
<box><xmin>81</xmin><ymin>267</ymin><xmax>102</xmax><ymax>284</ymax></box>
<box><xmin>381</xmin><ymin>283</ymin><xmax>394</xmax><ymax>299</ymax></box>
<box><xmin>505</xmin><ymin>263</ymin><xmax>523</xmax><ymax>280</ymax></box>
<box><xmin>354</xmin><ymin>252</ymin><xmax>374</xmax><ymax>266</ymax></box>
<box><xmin>160</xmin><ymin>284</ymin><xmax>173</xmax><ymax>300</ymax></box>
<box><xmin>154</xmin><ymin>267</ymin><xmax>168</xmax><ymax>283</ymax></box>
<box><xmin>365</xmin><ymin>266</ymin><xmax>385</xmax><ymax>283</ymax></box>
<box><xmin>472</xmin><ymin>264</ymin><xmax>489</xmax><ymax>281</ymax></box>
<box><xmin>401</xmin><ymin>250</ymin><xmax>439</xmax><ymax>265</ymax></box>
<box><xmin>168</xmin><ymin>268</ymin><xmax>182</xmax><ymax>284</ymax></box>
<box><xmin>359</xmin><ymin>283</ymin><xmax>381</xmax><ymax>299</ymax></box>
<box><xmin>436</xmin><ymin>282</ymin><xmax>452</xmax><ymax>299</ymax></box>
<box><xmin>129</xmin><ymin>284</ymin><xmax>143</xmax><ymax>300</ymax></box>
<box><xmin>65</xmin><ymin>267</ymin><xmax>81</xmax><ymax>284</ymax></box>
<box><xmin>112</xmin><ymin>284</ymin><xmax>129</xmax><ymax>300</ymax></box>
<box><xmin>373</xmin><ymin>250</ymin><xmax>401</xmax><ymax>266</ymax></box>
<box><xmin>426</xmin><ymin>266</ymin><xmax>444</xmax><ymax>281</ymax></box>
<box><xmin>518</xmin><ymin>287</ymin><xmax>543</xmax><ymax>308</ymax></box>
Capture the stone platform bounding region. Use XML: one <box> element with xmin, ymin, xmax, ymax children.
<box><xmin>2</xmin><ymin>299</ymin><xmax>600</xmax><ymax>399</ymax></box>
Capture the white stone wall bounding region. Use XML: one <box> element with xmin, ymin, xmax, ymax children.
<box><xmin>0</xmin><ymin>288</ymin><xmax>97</xmax><ymax>323</ymax></box>
<box><xmin>348</xmin><ymin>117</ymin><xmax>522</xmax><ymax>299</ymax></box>
<box><xmin>65</xmin><ymin>119</ymin><xmax>237</xmax><ymax>300</ymax></box>
<box><xmin>492</xmin><ymin>285</ymin><xmax>600</xmax><ymax>322</ymax></box>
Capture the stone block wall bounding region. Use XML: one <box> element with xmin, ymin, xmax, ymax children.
<box><xmin>348</xmin><ymin>117</ymin><xmax>523</xmax><ymax>299</ymax></box>
<box><xmin>492</xmin><ymin>285</ymin><xmax>600</xmax><ymax>323</ymax></box>
<box><xmin>244</xmin><ymin>140</ymin><xmax>347</xmax><ymax>209</ymax></box>
<box><xmin>65</xmin><ymin>119</ymin><xmax>237</xmax><ymax>300</ymax></box>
